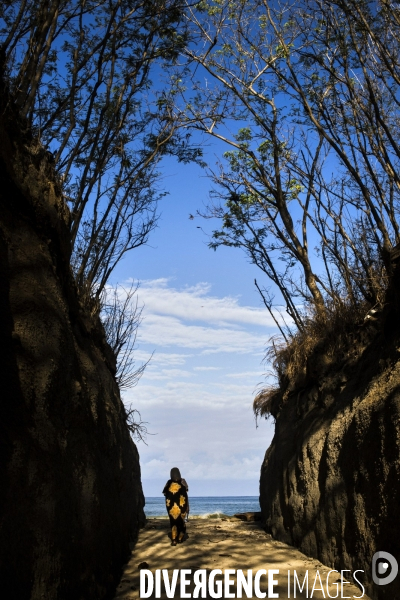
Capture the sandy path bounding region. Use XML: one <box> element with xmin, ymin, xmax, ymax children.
<box><xmin>113</xmin><ymin>518</ymin><xmax>369</xmax><ymax>599</ymax></box>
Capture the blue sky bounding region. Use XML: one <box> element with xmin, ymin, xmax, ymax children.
<box><xmin>112</xmin><ymin>151</ymin><xmax>278</xmax><ymax>498</ymax></box>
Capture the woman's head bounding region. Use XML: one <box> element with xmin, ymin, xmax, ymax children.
<box><xmin>170</xmin><ymin>467</ymin><xmax>181</xmax><ymax>481</ymax></box>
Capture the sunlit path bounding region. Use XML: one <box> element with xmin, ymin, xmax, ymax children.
<box><xmin>113</xmin><ymin>518</ymin><xmax>369</xmax><ymax>600</ymax></box>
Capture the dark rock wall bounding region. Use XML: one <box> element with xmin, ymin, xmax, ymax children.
<box><xmin>0</xmin><ymin>95</ymin><xmax>145</xmax><ymax>599</ymax></box>
<box><xmin>260</xmin><ymin>327</ymin><xmax>400</xmax><ymax>599</ymax></box>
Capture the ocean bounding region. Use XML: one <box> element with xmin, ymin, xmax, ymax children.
<box><xmin>144</xmin><ymin>496</ymin><xmax>260</xmax><ymax>518</ymax></box>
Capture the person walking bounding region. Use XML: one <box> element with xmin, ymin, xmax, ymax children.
<box><xmin>162</xmin><ymin>467</ymin><xmax>189</xmax><ymax>546</ymax></box>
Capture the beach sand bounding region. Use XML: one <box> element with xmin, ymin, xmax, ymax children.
<box><xmin>113</xmin><ymin>517</ymin><xmax>369</xmax><ymax>599</ymax></box>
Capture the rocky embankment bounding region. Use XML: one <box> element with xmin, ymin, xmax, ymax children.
<box><xmin>260</xmin><ymin>310</ymin><xmax>400</xmax><ymax>599</ymax></box>
<box><xmin>0</xmin><ymin>84</ymin><xmax>145</xmax><ymax>599</ymax></box>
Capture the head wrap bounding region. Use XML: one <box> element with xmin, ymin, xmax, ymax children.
<box><xmin>170</xmin><ymin>467</ymin><xmax>181</xmax><ymax>481</ymax></box>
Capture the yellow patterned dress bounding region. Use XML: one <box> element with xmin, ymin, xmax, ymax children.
<box><xmin>162</xmin><ymin>479</ymin><xmax>188</xmax><ymax>543</ymax></box>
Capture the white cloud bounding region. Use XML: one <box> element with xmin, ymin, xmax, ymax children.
<box><xmin>124</xmin><ymin>379</ymin><xmax>262</xmax><ymax>409</ymax></box>
<box><xmin>134</xmin><ymin>404</ymin><xmax>275</xmax><ymax>485</ymax></box>
<box><xmin>142</xmin><ymin>368</ymin><xmax>193</xmax><ymax>381</ymax></box>
<box><xmin>138</xmin><ymin>314</ymin><xmax>267</xmax><ymax>353</ymax></box>
<box><xmin>137</xmin><ymin>278</ymin><xmax>274</xmax><ymax>327</ymax></box>
<box><xmin>115</xmin><ymin>278</ymin><xmax>274</xmax><ymax>355</ymax></box>
<box><xmin>227</xmin><ymin>371</ymin><xmax>267</xmax><ymax>379</ymax></box>
<box><xmin>115</xmin><ymin>278</ymin><xmax>278</xmax><ymax>490</ymax></box>
<box><xmin>142</xmin><ymin>455</ymin><xmax>263</xmax><ymax>481</ymax></box>
<box><xmin>135</xmin><ymin>351</ymin><xmax>191</xmax><ymax>366</ymax></box>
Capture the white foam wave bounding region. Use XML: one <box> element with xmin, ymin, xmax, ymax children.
<box><xmin>196</xmin><ymin>512</ymin><xmax>228</xmax><ymax>519</ymax></box>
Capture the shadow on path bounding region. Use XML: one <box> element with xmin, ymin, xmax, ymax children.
<box><xmin>113</xmin><ymin>518</ymin><xmax>369</xmax><ymax>599</ymax></box>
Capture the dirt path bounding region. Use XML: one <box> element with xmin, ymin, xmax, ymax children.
<box><xmin>113</xmin><ymin>517</ymin><xmax>369</xmax><ymax>599</ymax></box>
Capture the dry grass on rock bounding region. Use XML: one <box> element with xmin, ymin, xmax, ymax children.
<box><xmin>254</xmin><ymin>299</ymin><xmax>375</xmax><ymax>420</ymax></box>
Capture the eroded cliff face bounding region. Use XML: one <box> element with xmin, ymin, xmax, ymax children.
<box><xmin>260</xmin><ymin>318</ymin><xmax>400</xmax><ymax>599</ymax></box>
<box><xmin>0</xmin><ymin>91</ymin><xmax>145</xmax><ymax>599</ymax></box>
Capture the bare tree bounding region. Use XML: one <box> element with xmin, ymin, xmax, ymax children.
<box><xmin>267</xmin><ymin>0</ymin><xmax>400</xmax><ymax>265</ymax></box>
<box><xmin>180</xmin><ymin>0</ymin><xmax>400</xmax><ymax>333</ymax></box>
<box><xmin>1</xmin><ymin>0</ymin><xmax>201</xmax><ymax>303</ymax></box>
<box><xmin>100</xmin><ymin>282</ymin><xmax>153</xmax><ymax>441</ymax></box>
<box><xmin>124</xmin><ymin>405</ymin><xmax>151</xmax><ymax>444</ymax></box>
<box><xmin>180</xmin><ymin>0</ymin><xmax>331</xmax><ymax>326</ymax></box>
<box><xmin>100</xmin><ymin>282</ymin><xmax>152</xmax><ymax>391</ymax></box>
